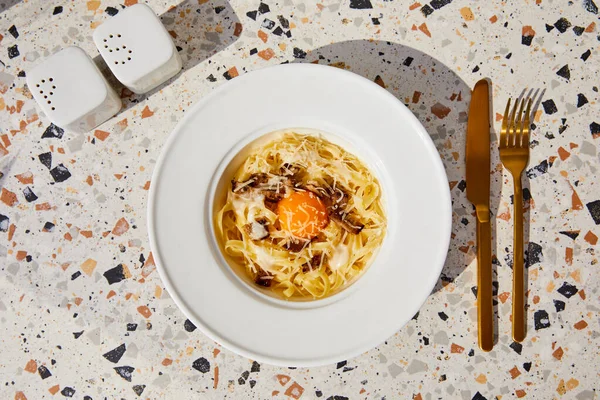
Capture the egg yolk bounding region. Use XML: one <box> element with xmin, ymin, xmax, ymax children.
<box><xmin>277</xmin><ymin>191</ymin><xmax>329</xmax><ymax>239</ymax></box>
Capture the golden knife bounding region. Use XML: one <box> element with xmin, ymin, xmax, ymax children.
<box><xmin>465</xmin><ymin>79</ymin><xmax>493</xmax><ymax>352</ymax></box>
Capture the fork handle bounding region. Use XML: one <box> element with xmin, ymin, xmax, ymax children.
<box><xmin>512</xmin><ymin>176</ymin><xmax>525</xmax><ymax>342</ymax></box>
<box><xmin>476</xmin><ymin>206</ymin><xmax>493</xmax><ymax>352</ymax></box>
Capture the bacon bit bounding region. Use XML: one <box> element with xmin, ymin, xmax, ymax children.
<box><xmin>409</xmin><ymin>2</ymin><xmax>421</xmax><ymax>10</ymax></box>
<box><xmin>1</xmin><ymin>188</ymin><xmax>18</xmax><ymax>206</ymax></box>
<box><xmin>258</xmin><ymin>48</ymin><xmax>275</xmax><ymax>60</ymax></box>
<box><xmin>431</xmin><ymin>103</ymin><xmax>451</xmax><ymax>119</ymax></box>
<box><xmin>460</xmin><ymin>7</ymin><xmax>474</xmax><ymax>21</ymax></box>
<box><xmin>558</xmin><ymin>146</ymin><xmax>570</xmax><ymax>161</ymax></box>
<box><xmin>584</xmin><ymin>231</ymin><xmax>598</xmax><ymax>245</ymax></box>
<box><xmin>574</xmin><ymin>320</ymin><xmax>588</xmax><ymax>330</ymax></box>
<box><xmin>141</xmin><ymin>105</ymin><xmax>154</xmax><ymax>119</ymax></box>
<box><xmin>234</xmin><ymin>22</ymin><xmax>243</xmax><ymax>36</ymax></box>
<box><xmin>213</xmin><ymin>365</ymin><xmax>219</xmax><ymax>389</ymax></box>
<box><xmin>412</xmin><ymin>91</ymin><xmax>422</xmax><ymax>103</ymax></box>
<box><xmin>585</xmin><ymin>22</ymin><xmax>596</xmax><ymax>33</ymax></box>
<box><xmin>49</xmin><ymin>385</ymin><xmax>60</xmax><ymax>395</ymax></box>
<box><xmin>24</xmin><ymin>359</ymin><xmax>37</xmax><ymax>373</ymax></box>
<box><xmin>36</xmin><ymin>202</ymin><xmax>52</xmax><ymax>211</ymax></box>
<box><xmin>137</xmin><ymin>305</ymin><xmax>152</xmax><ymax>318</ymax></box>
<box><xmin>284</xmin><ymin>382</ymin><xmax>305</xmax><ymax>399</ymax></box>
<box><xmin>93</xmin><ymin>130</ymin><xmax>110</xmax><ymax>142</ymax></box>
<box><xmin>107</xmin><ymin>290</ymin><xmax>116</xmax><ymax>299</ymax></box>
<box><xmin>80</xmin><ymin>230</ymin><xmax>93</xmax><ymax>238</ymax></box>
<box><xmin>552</xmin><ymin>346</ymin><xmax>564</xmax><ymax>360</ymax></box>
<box><xmin>450</xmin><ymin>343</ymin><xmax>464</xmax><ymax>353</ymax></box>
<box><xmin>418</xmin><ymin>23</ymin><xmax>431</xmax><ymax>37</ymax></box>
<box><xmin>276</xmin><ymin>374</ymin><xmax>290</xmax><ymax>386</ymax></box>
<box><xmin>489</xmin><ymin>15</ymin><xmax>498</xmax><ymax>23</ymax></box>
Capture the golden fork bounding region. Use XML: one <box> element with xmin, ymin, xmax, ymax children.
<box><xmin>499</xmin><ymin>96</ymin><xmax>532</xmax><ymax>343</ymax></box>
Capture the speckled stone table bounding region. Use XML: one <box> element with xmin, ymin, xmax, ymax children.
<box><xmin>1</xmin><ymin>0</ymin><xmax>599</xmax><ymax>399</ymax></box>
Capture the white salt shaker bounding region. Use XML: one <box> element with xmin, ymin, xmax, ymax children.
<box><xmin>26</xmin><ymin>46</ymin><xmax>121</xmax><ymax>133</ymax></box>
<box><xmin>93</xmin><ymin>3</ymin><xmax>183</xmax><ymax>94</ymax></box>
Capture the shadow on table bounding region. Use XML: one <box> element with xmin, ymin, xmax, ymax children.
<box><xmin>294</xmin><ymin>40</ymin><xmax>487</xmax><ymax>294</ymax></box>
<box><xmin>0</xmin><ymin>0</ymin><xmax>21</xmax><ymax>13</ymax></box>
<box><xmin>93</xmin><ymin>0</ymin><xmax>241</xmax><ymax>115</ymax></box>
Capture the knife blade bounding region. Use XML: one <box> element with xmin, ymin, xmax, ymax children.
<box><xmin>465</xmin><ymin>79</ymin><xmax>493</xmax><ymax>352</ymax></box>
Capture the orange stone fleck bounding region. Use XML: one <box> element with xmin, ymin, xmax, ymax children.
<box><xmin>522</xmin><ymin>25</ymin><xmax>536</xmax><ymax>37</ymax></box>
<box><xmin>409</xmin><ymin>3</ymin><xmax>422</xmax><ymax>10</ymax></box>
<box><xmin>585</xmin><ymin>22</ymin><xmax>596</xmax><ymax>32</ymax></box>
<box><xmin>258</xmin><ymin>48</ymin><xmax>275</xmax><ymax>60</ymax></box>
<box><xmin>566</xmin><ymin>378</ymin><xmax>579</xmax><ymax>390</ymax></box>
<box><xmin>475</xmin><ymin>374</ymin><xmax>487</xmax><ymax>384</ymax></box>
<box><xmin>532</xmin><ymin>295</ymin><xmax>540</xmax><ymax>304</ymax></box>
<box><xmin>234</xmin><ymin>22</ymin><xmax>243</xmax><ymax>37</ymax></box>
<box><xmin>15</xmin><ymin>392</ymin><xmax>27</xmax><ymax>400</ymax></box>
<box><xmin>24</xmin><ymin>359</ymin><xmax>37</xmax><ymax>373</ymax></box>
<box><xmin>515</xmin><ymin>389</ymin><xmax>526</xmax><ymax>398</ymax></box>
<box><xmin>227</xmin><ymin>67</ymin><xmax>239</xmax><ymax>78</ymax></box>
<box><xmin>552</xmin><ymin>346</ymin><xmax>564</xmax><ymax>360</ymax></box>
<box><xmin>107</xmin><ymin>290</ymin><xmax>117</xmax><ymax>299</ymax></box>
<box><xmin>1</xmin><ymin>188</ymin><xmax>18</xmax><ymax>206</ymax></box>
<box><xmin>36</xmin><ymin>202</ymin><xmax>52</xmax><ymax>211</ymax></box>
<box><xmin>571</xmin><ymin>185</ymin><xmax>583</xmax><ymax>210</ymax></box>
<box><xmin>213</xmin><ymin>348</ymin><xmax>220</xmax><ymax>358</ymax></box>
<box><xmin>565</xmin><ymin>247</ymin><xmax>573</xmax><ymax>265</ymax></box>
<box><xmin>574</xmin><ymin>320</ymin><xmax>588</xmax><ymax>330</ymax></box>
<box><xmin>557</xmin><ymin>379</ymin><xmax>566</xmax><ymax>395</ymax></box>
<box><xmin>276</xmin><ymin>374</ymin><xmax>290</xmax><ymax>386</ymax></box>
<box><xmin>213</xmin><ymin>365</ymin><xmax>219</xmax><ymax>389</ymax></box>
<box><xmin>143</xmin><ymin>181</ymin><xmax>151</xmax><ymax>190</ymax></box>
<box><xmin>450</xmin><ymin>343</ymin><xmax>464</xmax><ymax>353</ymax></box>
<box><xmin>162</xmin><ymin>358</ymin><xmax>173</xmax><ymax>366</ymax></box>
<box><xmin>81</xmin><ymin>259</ymin><xmax>97</xmax><ymax>276</ymax></box>
<box><xmin>48</xmin><ymin>385</ymin><xmax>60</xmax><ymax>395</ymax></box>
<box><xmin>112</xmin><ymin>218</ymin><xmax>130</xmax><ymax>236</ymax></box>
<box><xmin>258</xmin><ymin>30</ymin><xmax>268</xmax><ymax>43</ymax></box>
<box><xmin>499</xmin><ymin>292</ymin><xmax>510</xmax><ymax>303</ymax></box>
<box><xmin>418</xmin><ymin>23</ymin><xmax>431</xmax><ymax>37</ymax></box>
<box><xmin>16</xmin><ymin>250</ymin><xmax>27</xmax><ymax>261</ymax></box>
<box><xmin>509</xmin><ymin>366</ymin><xmax>521</xmax><ymax>379</ymax></box>
<box><xmin>94</xmin><ymin>130</ymin><xmax>110</xmax><ymax>141</ymax></box>
<box><xmin>87</xmin><ymin>1</ymin><xmax>101</xmax><ymax>11</ymax></box>
<box><xmin>284</xmin><ymin>382</ymin><xmax>305</xmax><ymax>399</ymax></box>
<box><xmin>431</xmin><ymin>103</ymin><xmax>451</xmax><ymax>119</ymax></box>
<box><xmin>558</xmin><ymin>146</ymin><xmax>570</xmax><ymax>161</ymax></box>
<box><xmin>15</xmin><ymin>172</ymin><xmax>34</xmax><ymax>185</ymax></box>
<box><xmin>584</xmin><ymin>231</ymin><xmax>598</xmax><ymax>245</ymax></box>
<box><xmin>124</xmin><ymin>0</ymin><xmax>138</xmax><ymax>5</ymax></box>
<box><xmin>460</xmin><ymin>7</ymin><xmax>475</xmax><ymax>21</ymax></box>
<box><xmin>80</xmin><ymin>230</ymin><xmax>93</xmax><ymax>238</ymax></box>
<box><xmin>137</xmin><ymin>305</ymin><xmax>152</xmax><ymax>318</ymax></box>
<box><xmin>489</xmin><ymin>15</ymin><xmax>498</xmax><ymax>23</ymax></box>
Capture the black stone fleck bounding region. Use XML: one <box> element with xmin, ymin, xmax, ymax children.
<box><xmin>103</xmin><ymin>343</ymin><xmax>127</xmax><ymax>363</ymax></box>
<box><xmin>38</xmin><ymin>365</ymin><xmax>52</xmax><ymax>379</ymax></box>
<box><xmin>472</xmin><ymin>65</ymin><xmax>480</xmax><ymax>73</ymax></box>
<box><xmin>53</xmin><ymin>6</ymin><xmax>64</xmax><ymax>15</ymax></box>
<box><xmin>581</xmin><ymin>49</ymin><xmax>591</xmax><ymax>61</ymax></box>
<box><xmin>43</xmin><ymin>222</ymin><xmax>55</xmax><ymax>232</ymax></box>
<box><xmin>559</xmin><ymin>231</ymin><xmax>579</xmax><ymax>240</ymax></box>
<box><xmin>132</xmin><ymin>385</ymin><xmax>145</xmax><ymax>396</ymax></box>
<box><xmin>583</xmin><ymin>0</ymin><xmax>598</xmax><ymax>14</ymax></box>
<box><xmin>460</xmin><ymin>217</ymin><xmax>469</xmax><ymax>225</ymax></box>
<box><xmin>557</xmin><ymin>282</ymin><xmax>578</xmax><ymax>299</ymax></box>
<box><xmin>8</xmin><ymin>45</ymin><xmax>19</xmax><ymax>59</ymax></box>
<box><xmin>207</xmin><ymin>74</ymin><xmax>217</xmax><ymax>82</ymax></box>
<box><xmin>261</xmin><ymin>18</ymin><xmax>275</xmax><ymax>29</ymax></box>
<box><xmin>223</xmin><ymin>70</ymin><xmax>235</xmax><ymax>80</ymax></box>
<box><xmin>438</xmin><ymin>312</ymin><xmax>448</xmax><ymax>321</ymax></box>
<box><xmin>9</xmin><ymin>25</ymin><xmax>19</xmax><ymax>39</ymax></box>
<box><xmin>412</xmin><ymin>311</ymin><xmax>419</xmax><ymax>320</ymax></box>
<box><xmin>83</xmin><ymin>396</ymin><xmax>92</xmax><ymax>400</ymax></box>
<box><xmin>554</xmin><ymin>17</ymin><xmax>572</xmax><ymax>33</ymax></box>
<box><xmin>293</xmin><ymin>47</ymin><xmax>307</xmax><ymax>59</ymax></box>
<box><xmin>18</xmin><ymin>70</ymin><xmax>26</xmax><ymax>77</ymax></box>
<box><xmin>523</xmin><ymin>362</ymin><xmax>532</xmax><ymax>372</ymax></box>
<box><xmin>522</xmin><ymin>35</ymin><xmax>533</xmax><ymax>46</ymax></box>
<box><xmin>472</xmin><ymin>392</ymin><xmax>488</xmax><ymax>400</ymax></box>
<box><xmin>553</xmin><ymin>299</ymin><xmax>566</xmax><ymax>312</ymax></box>
<box><xmin>23</xmin><ymin>187</ymin><xmax>38</xmax><ymax>203</ymax></box>
<box><xmin>214</xmin><ymin>6</ymin><xmax>226</xmax><ymax>13</ymax></box>
<box><xmin>249</xmin><ymin>380</ymin><xmax>256</xmax><ymax>388</ymax></box>
<box><xmin>50</xmin><ymin>164</ymin><xmax>71</xmax><ymax>183</ymax></box>
<box><xmin>238</xmin><ymin>377</ymin><xmax>246</xmax><ymax>385</ymax></box>
<box><xmin>106</xmin><ymin>6</ymin><xmax>119</xmax><ymax>16</ymax></box>
<box><xmin>114</xmin><ymin>366</ymin><xmax>134</xmax><ymax>382</ymax></box>
<box><xmin>0</xmin><ymin>214</ymin><xmax>9</xmax><ymax>232</ymax></box>
<box><xmin>430</xmin><ymin>0</ymin><xmax>452</xmax><ymax>9</ymax></box>
<box><xmin>285</xmin><ymin>30</ymin><xmax>292</xmax><ymax>38</ymax></box>
<box><xmin>526</xmin><ymin>160</ymin><xmax>548</xmax><ymax>179</ymax></box>
<box><xmin>403</xmin><ymin>56</ymin><xmax>414</xmax><ymax>66</ymax></box>
<box><xmin>573</xmin><ymin>26</ymin><xmax>585</xmax><ymax>36</ymax></box>
<box><xmin>127</xmin><ymin>323</ymin><xmax>138</xmax><ymax>331</ymax></box>
<box><xmin>258</xmin><ymin>2</ymin><xmax>270</xmax><ymax>14</ymax></box>
<box><xmin>336</xmin><ymin>360</ymin><xmax>347</xmax><ymax>369</ymax></box>
<box><xmin>457</xmin><ymin>179</ymin><xmax>467</xmax><ymax>192</ymax></box>
<box><xmin>372</xmin><ymin>17</ymin><xmax>380</xmax><ymax>25</ymax></box>
<box><xmin>349</xmin><ymin>0</ymin><xmax>373</xmax><ymax>9</ymax></box>
<box><xmin>590</xmin><ymin>122</ymin><xmax>600</xmax><ymax>137</ymax></box>
<box><xmin>534</xmin><ymin>310</ymin><xmax>551</xmax><ymax>330</ymax></box>
<box><xmin>42</xmin><ymin>123</ymin><xmax>65</xmax><ymax>139</ymax></box>
<box><xmin>587</xmin><ymin>200</ymin><xmax>600</xmax><ymax>224</ymax></box>
<box><xmin>468</xmin><ymin>349</ymin><xmax>475</xmax><ymax>356</ymax></box>
<box><xmin>71</xmin><ymin>271</ymin><xmax>81</xmax><ymax>280</ymax></box>
<box><xmin>526</xmin><ymin>242</ymin><xmax>543</xmax><ymax>267</ymax></box>
<box><xmin>250</xmin><ymin>48</ymin><xmax>258</xmax><ymax>55</ymax></box>
<box><xmin>38</xmin><ymin>152</ymin><xmax>52</xmax><ymax>169</ymax></box>
<box><xmin>327</xmin><ymin>396</ymin><xmax>349</xmax><ymax>400</ymax></box>
<box><xmin>103</xmin><ymin>264</ymin><xmax>128</xmax><ymax>285</ymax></box>
<box><xmin>251</xmin><ymin>361</ymin><xmax>260</xmax><ymax>372</ymax></box>
<box><xmin>423</xmin><ymin>336</ymin><xmax>429</xmax><ymax>345</ymax></box>
<box><xmin>246</xmin><ymin>10</ymin><xmax>257</xmax><ymax>20</ymax></box>
<box><xmin>61</xmin><ymin>387</ymin><xmax>75</xmax><ymax>397</ymax></box>
<box><xmin>184</xmin><ymin>319</ymin><xmax>197</xmax><ymax>332</ymax></box>
<box><xmin>272</xmin><ymin>26</ymin><xmax>284</xmax><ymax>36</ymax></box>
<box><xmin>505</xmin><ymin>52</ymin><xmax>512</xmax><ymax>59</ymax></box>
<box><xmin>545</xmin><ymin>23</ymin><xmax>554</xmax><ymax>32</ymax></box>
<box><xmin>193</xmin><ymin>357</ymin><xmax>210</xmax><ymax>373</ymax></box>
<box><xmin>510</xmin><ymin>341</ymin><xmax>523</xmax><ymax>354</ymax></box>
<box><xmin>73</xmin><ymin>330</ymin><xmax>84</xmax><ymax>338</ymax></box>
<box><xmin>420</xmin><ymin>4</ymin><xmax>434</xmax><ymax>16</ymax></box>
<box><xmin>277</xmin><ymin>15</ymin><xmax>290</xmax><ymax>29</ymax></box>
<box><xmin>556</xmin><ymin>64</ymin><xmax>570</xmax><ymax>81</ymax></box>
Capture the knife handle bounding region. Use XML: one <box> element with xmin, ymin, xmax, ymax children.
<box><xmin>512</xmin><ymin>177</ymin><xmax>525</xmax><ymax>342</ymax></box>
<box><xmin>476</xmin><ymin>206</ymin><xmax>493</xmax><ymax>352</ymax></box>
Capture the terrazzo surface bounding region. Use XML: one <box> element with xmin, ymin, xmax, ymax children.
<box><xmin>1</xmin><ymin>0</ymin><xmax>599</xmax><ymax>399</ymax></box>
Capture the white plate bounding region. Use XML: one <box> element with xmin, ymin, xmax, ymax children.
<box><xmin>148</xmin><ymin>64</ymin><xmax>451</xmax><ymax>367</ymax></box>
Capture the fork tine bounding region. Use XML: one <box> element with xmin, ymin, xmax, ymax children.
<box><xmin>515</xmin><ymin>97</ymin><xmax>526</xmax><ymax>147</ymax></box>
<box><xmin>500</xmin><ymin>98</ymin><xmax>511</xmax><ymax>148</ymax></box>
<box><xmin>522</xmin><ymin>98</ymin><xmax>532</xmax><ymax>148</ymax></box>
<box><xmin>508</xmin><ymin>97</ymin><xmax>520</xmax><ymax>147</ymax></box>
